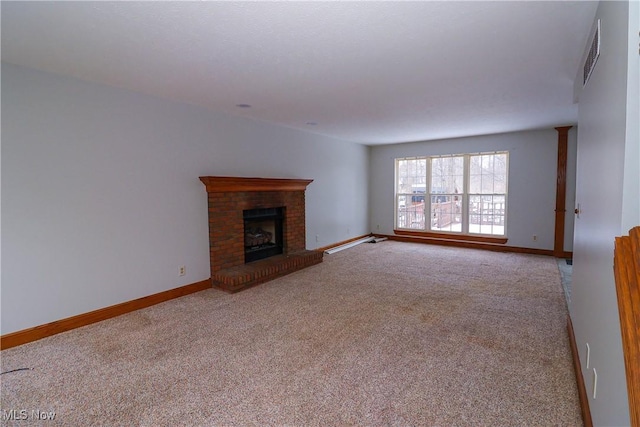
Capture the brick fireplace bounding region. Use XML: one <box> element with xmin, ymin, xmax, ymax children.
<box><xmin>200</xmin><ymin>176</ymin><xmax>323</xmax><ymax>292</ymax></box>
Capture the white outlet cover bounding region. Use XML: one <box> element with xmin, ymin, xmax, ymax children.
<box><xmin>586</xmin><ymin>343</ymin><xmax>590</xmax><ymax>369</ymax></box>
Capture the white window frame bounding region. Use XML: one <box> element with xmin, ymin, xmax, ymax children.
<box><xmin>395</xmin><ymin>151</ymin><xmax>508</xmax><ymax>237</ymax></box>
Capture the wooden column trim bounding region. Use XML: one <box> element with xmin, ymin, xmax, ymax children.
<box><xmin>554</xmin><ymin>126</ymin><xmax>572</xmax><ymax>258</ymax></box>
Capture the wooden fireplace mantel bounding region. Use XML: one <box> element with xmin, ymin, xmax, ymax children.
<box><xmin>199</xmin><ymin>176</ymin><xmax>313</xmax><ymax>193</ymax></box>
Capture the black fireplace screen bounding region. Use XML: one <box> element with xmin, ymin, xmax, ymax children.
<box><xmin>243</xmin><ymin>207</ymin><xmax>284</xmax><ymax>263</ymax></box>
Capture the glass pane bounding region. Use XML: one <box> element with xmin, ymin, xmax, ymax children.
<box><xmin>469</xmin><ymin>156</ymin><xmax>482</xmax><ymax>193</ymax></box>
<box><xmin>494</xmin><ymin>154</ymin><xmax>508</xmax><ymax>193</ymax></box>
<box><xmin>469</xmin><ymin>153</ymin><xmax>508</xmax><ymax>195</ymax></box>
<box><xmin>397</xmin><ymin>158</ymin><xmax>426</xmax><ymax>194</ymax></box>
<box><xmin>397</xmin><ymin>195</ymin><xmax>409</xmax><ymax>228</ymax></box>
<box><xmin>469</xmin><ymin>195</ymin><xmax>505</xmax><ymax>235</ymax></box>
<box><xmin>430</xmin><ymin>156</ymin><xmax>463</xmax><ymax>194</ymax></box>
<box><xmin>429</xmin><ymin>194</ymin><xmax>463</xmax><ymax>233</ymax></box>
<box><xmin>397</xmin><ymin>195</ymin><xmax>425</xmax><ymax>229</ymax></box>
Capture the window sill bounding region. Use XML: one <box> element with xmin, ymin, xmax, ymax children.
<box><xmin>394</xmin><ymin>229</ymin><xmax>508</xmax><ymax>245</ymax></box>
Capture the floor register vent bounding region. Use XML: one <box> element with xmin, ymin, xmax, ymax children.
<box><xmin>324</xmin><ymin>236</ymin><xmax>387</xmax><ymax>254</ymax></box>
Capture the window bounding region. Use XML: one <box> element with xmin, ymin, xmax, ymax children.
<box><xmin>430</xmin><ymin>156</ymin><xmax>464</xmax><ymax>232</ymax></box>
<box><xmin>396</xmin><ymin>152</ymin><xmax>508</xmax><ymax>237</ymax></box>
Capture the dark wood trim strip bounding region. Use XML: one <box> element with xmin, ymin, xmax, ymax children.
<box><xmin>379</xmin><ymin>233</ymin><xmax>554</xmax><ymax>256</ymax></box>
<box><xmin>200</xmin><ymin>176</ymin><xmax>313</xmax><ymax>192</ymax></box>
<box><xmin>394</xmin><ymin>229</ymin><xmax>508</xmax><ymax>244</ymax></box>
<box><xmin>316</xmin><ymin>234</ymin><xmax>373</xmax><ymax>252</ymax></box>
<box><xmin>0</xmin><ymin>279</ymin><xmax>212</xmax><ymax>350</ymax></box>
<box><xmin>614</xmin><ymin>226</ymin><xmax>640</xmax><ymax>427</ymax></box>
<box><xmin>554</xmin><ymin>126</ymin><xmax>572</xmax><ymax>257</ymax></box>
<box><xmin>568</xmin><ymin>315</ymin><xmax>594</xmax><ymax>427</ymax></box>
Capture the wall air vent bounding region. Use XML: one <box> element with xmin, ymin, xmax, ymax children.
<box><xmin>583</xmin><ymin>19</ymin><xmax>601</xmax><ymax>86</ymax></box>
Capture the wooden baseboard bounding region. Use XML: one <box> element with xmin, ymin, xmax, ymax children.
<box><xmin>394</xmin><ymin>229</ymin><xmax>508</xmax><ymax>244</ymax></box>
<box><xmin>0</xmin><ymin>279</ymin><xmax>212</xmax><ymax>350</ymax></box>
<box><xmin>567</xmin><ymin>316</ymin><xmax>593</xmax><ymax>427</ymax></box>
<box><xmin>378</xmin><ymin>233</ymin><xmax>556</xmax><ymax>256</ymax></box>
<box><xmin>316</xmin><ymin>234</ymin><xmax>373</xmax><ymax>253</ymax></box>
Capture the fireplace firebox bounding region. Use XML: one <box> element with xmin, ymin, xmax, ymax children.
<box><xmin>244</xmin><ymin>207</ymin><xmax>284</xmax><ymax>263</ymax></box>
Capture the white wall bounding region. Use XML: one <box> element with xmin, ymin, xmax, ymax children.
<box><xmin>369</xmin><ymin>128</ymin><xmax>577</xmax><ymax>251</ymax></box>
<box><xmin>570</xmin><ymin>1</ymin><xmax>637</xmax><ymax>425</ymax></box>
<box><xmin>1</xmin><ymin>63</ymin><xmax>370</xmax><ymax>335</ymax></box>
<box><xmin>622</xmin><ymin>0</ymin><xmax>640</xmax><ymax>234</ymax></box>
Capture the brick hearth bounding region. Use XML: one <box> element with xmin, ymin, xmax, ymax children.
<box><xmin>200</xmin><ymin>176</ymin><xmax>323</xmax><ymax>292</ymax></box>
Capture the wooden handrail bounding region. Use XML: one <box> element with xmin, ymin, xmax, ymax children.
<box><xmin>614</xmin><ymin>226</ymin><xmax>640</xmax><ymax>427</ymax></box>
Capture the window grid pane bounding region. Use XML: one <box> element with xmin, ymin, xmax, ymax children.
<box><xmin>430</xmin><ymin>156</ymin><xmax>464</xmax><ymax>194</ymax></box>
<box><xmin>469</xmin><ymin>195</ymin><xmax>505</xmax><ymax>235</ymax></box>
<box><xmin>397</xmin><ymin>158</ymin><xmax>426</xmax><ymax>194</ymax></box>
<box><xmin>430</xmin><ymin>195</ymin><xmax>463</xmax><ymax>232</ymax></box>
<box><xmin>397</xmin><ymin>195</ymin><xmax>425</xmax><ymax>229</ymax></box>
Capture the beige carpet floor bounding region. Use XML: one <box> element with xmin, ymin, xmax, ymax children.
<box><xmin>1</xmin><ymin>241</ymin><xmax>582</xmax><ymax>426</ymax></box>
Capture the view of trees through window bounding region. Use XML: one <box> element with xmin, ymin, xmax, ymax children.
<box><xmin>396</xmin><ymin>152</ymin><xmax>508</xmax><ymax>236</ymax></box>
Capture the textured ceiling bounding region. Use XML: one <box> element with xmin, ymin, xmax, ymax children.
<box><xmin>1</xmin><ymin>1</ymin><xmax>598</xmax><ymax>145</ymax></box>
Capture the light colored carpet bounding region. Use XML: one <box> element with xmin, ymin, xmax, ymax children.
<box><xmin>557</xmin><ymin>258</ymin><xmax>573</xmax><ymax>305</ymax></box>
<box><xmin>1</xmin><ymin>241</ymin><xmax>582</xmax><ymax>426</ymax></box>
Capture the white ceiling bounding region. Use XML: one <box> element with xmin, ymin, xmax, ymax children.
<box><xmin>1</xmin><ymin>1</ymin><xmax>598</xmax><ymax>145</ymax></box>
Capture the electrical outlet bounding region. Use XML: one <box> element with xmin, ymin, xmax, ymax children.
<box><xmin>315</xmin><ymin>235</ymin><xmax>319</xmax><ymax>242</ymax></box>
<box><xmin>178</xmin><ymin>266</ymin><xmax>186</xmax><ymax>276</ymax></box>
<box><xmin>533</xmin><ymin>235</ymin><xmax>538</xmax><ymax>241</ymax></box>
<box><xmin>377</xmin><ymin>224</ymin><xmax>380</xmax><ymax>231</ymax></box>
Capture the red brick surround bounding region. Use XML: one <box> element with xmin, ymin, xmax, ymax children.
<box><xmin>200</xmin><ymin>176</ymin><xmax>323</xmax><ymax>292</ymax></box>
